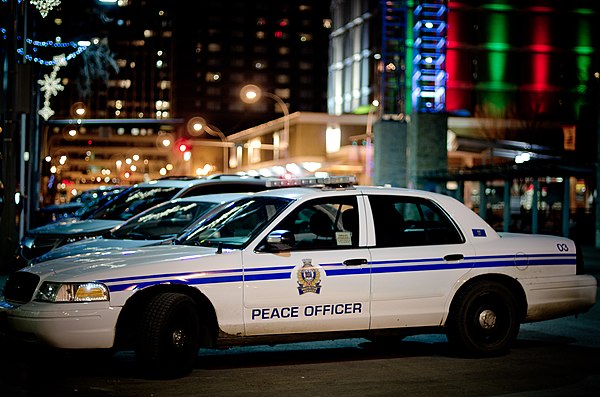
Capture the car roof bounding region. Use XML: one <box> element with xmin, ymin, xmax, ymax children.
<box><xmin>134</xmin><ymin>175</ymin><xmax>269</xmax><ymax>189</ymax></box>
<box><xmin>248</xmin><ymin>185</ymin><xmax>452</xmax><ymax>201</ymax></box>
<box><xmin>169</xmin><ymin>192</ymin><xmax>254</xmax><ymax>204</ymax></box>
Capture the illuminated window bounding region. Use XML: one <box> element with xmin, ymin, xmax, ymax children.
<box><xmin>276</xmin><ymin>74</ymin><xmax>290</xmax><ymax>84</ymax></box>
<box><xmin>208</xmin><ymin>43</ymin><xmax>221</xmax><ymax>52</ymax></box>
<box><xmin>274</xmin><ymin>88</ymin><xmax>290</xmax><ymax>99</ymax></box>
<box><xmin>299</xmin><ymin>62</ymin><xmax>313</xmax><ymax>70</ymax></box>
<box><xmin>326</xmin><ymin>126</ymin><xmax>341</xmax><ymax>153</ymax></box>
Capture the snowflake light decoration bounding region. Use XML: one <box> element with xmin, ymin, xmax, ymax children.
<box><xmin>30</xmin><ymin>0</ymin><xmax>62</xmax><ymax>18</ymax></box>
<box><xmin>38</xmin><ymin>54</ymin><xmax>67</xmax><ymax>120</ymax></box>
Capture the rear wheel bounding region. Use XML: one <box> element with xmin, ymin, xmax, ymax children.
<box><xmin>446</xmin><ymin>281</ymin><xmax>520</xmax><ymax>356</ymax></box>
<box><xmin>136</xmin><ymin>293</ymin><xmax>200</xmax><ymax>377</ymax></box>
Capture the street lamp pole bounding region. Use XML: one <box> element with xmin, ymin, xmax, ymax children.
<box><xmin>240</xmin><ymin>85</ymin><xmax>290</xmax><ymax>158</ymax></box>
<box><xmin>188</xmin><ymin>117</ymin><xmax>229</xmax><ymax>173</ymax></box>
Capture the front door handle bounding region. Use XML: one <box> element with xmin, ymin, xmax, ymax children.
<box><xmin>444</xmin><ymin>254</ymin><xmax>464</xmax><ymax>262</ymax></box>
<box><xmin>343</xmin><ymin>258</ymin><xmax>368</xmax><ymax>266</ymax></box>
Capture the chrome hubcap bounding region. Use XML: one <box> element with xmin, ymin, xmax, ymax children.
<box><xmin>478</xmin><ymin>309</ymin><xmax>497</xmax><ymax>330</ymax></box>
<box><xmin>172</xmin><ymin>329</ymin><xmax>186</xmax><ymax>347</ymax></box>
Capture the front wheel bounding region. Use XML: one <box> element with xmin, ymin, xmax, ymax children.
<box><xmin>446</xmin><ymin>281</ymin><xmax>520</xmax><ymax>356</ymax></box>
<box><xmin>136</xmin><ymin>293</ymin><xmax>200</xmax><ymax>377</ymax></box>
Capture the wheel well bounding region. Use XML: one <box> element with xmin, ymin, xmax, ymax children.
<box><xmin>448</xmin><ymin>274</ymin><xmax>527</xmax><ymax>323</ymax></box>
<box><xmin>114</xmin><ymin>284</ymin><xmax>219</xmax><ymax>349</ymax></box>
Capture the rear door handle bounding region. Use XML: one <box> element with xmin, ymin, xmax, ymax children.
<box><xmin>343</xmin><ymin>258</ymin><xmax>368</xmax><ymax>266</ymax></box>
<box><xmin>444</xmin><ymin>254</ymin><xmax>464</xmax><ymax>262</ymax></box>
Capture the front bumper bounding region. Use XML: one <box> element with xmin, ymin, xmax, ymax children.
<box><xmin>0</xmin><ymin>299</ymin><xmax>121</xmax><ymax>349</ymax></box>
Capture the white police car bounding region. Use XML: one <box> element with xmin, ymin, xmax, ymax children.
<box><xmin>1</xmin><ymin>177</ymin><xmax>596</xmax><ymax>377</ymax></box>
<box><xmin>30</xmin><ymin>193</ymin><xmax>252</xmax><ymax>265</ymax></box>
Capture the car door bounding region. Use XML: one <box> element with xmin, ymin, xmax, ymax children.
<box><xmin>242</xmin><ymin>193</ymin><xmax>371</xmax><ymax>335</ymax></box>
<box><xmin>366</xmin><ymin>193</ymin><xmax>476</xmax><ymax>329</ymax></box>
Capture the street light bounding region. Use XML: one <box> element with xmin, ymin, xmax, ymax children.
<box><xmin>240</xmin><ymin>84</ymin><xmax>290</xmax><ymax>158</ymax></box>
<box><xmin>187</xmin><ymin>116</ymin><xmax>229</xmax><ymax>173</ymax></box>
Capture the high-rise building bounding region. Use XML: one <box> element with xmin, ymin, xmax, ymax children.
<box><xmin>175</xmin><ymin>0</ymin><xmax>331</xmax><ymax>133</ymax></box>
<box><xmin>328</xmin><ymin>0</ymin><xmax>600</xmax><ymax>238</ymax></box>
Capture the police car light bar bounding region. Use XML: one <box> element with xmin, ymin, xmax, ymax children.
<box><xmin>266</xmin><ymin>176</ymin><xmax>357</xmax><ymax>188</ymax></box>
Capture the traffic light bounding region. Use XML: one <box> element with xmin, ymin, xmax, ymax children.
<box><xmin>175</xmin><ymin>138</ymin><xmax>191</xmax><ymax>153</ymax></box>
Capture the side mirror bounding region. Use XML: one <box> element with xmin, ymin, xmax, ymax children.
<box><xmin>261</xmin><ymin>230</ymin><xmax>295</xmax><ymax>252</ymax></box>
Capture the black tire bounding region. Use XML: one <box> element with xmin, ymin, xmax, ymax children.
<box><xmin>446</xmin><ymin>281</ymin><xmax>520</xmax><ymax>356</ymax></box>
<box><xmin>136</xmin><ymin>293</ymin><xmax>200</xmax><ymax>377</ymax></box>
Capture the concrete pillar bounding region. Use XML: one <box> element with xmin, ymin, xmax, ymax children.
<box><xmin>373</xmin><ymin>119</ymin><xmax>407</xmax><ymax>187</ymax></box>
<box><xmin>503</xmin><ymin>179</ymin><xmax>510</xmax><ymax>232</ymax></box>
<box><xmin>532</xmin><ymin>178</ymin><xmax>539</xmax><ymax>234</ymax></box>
<box><xmin>479</xmin><ymin>182</ymin><xmax>487</xmax><ymax>221</ymax></box>
<box><xmin>407</xmin><ymin>113</ymin><xmax>448</xmax><ymax>191</ymax></box>
<box><xmin>562</xmin><ymin>177</ymin><xmax>570</xmax><ymax>237</ymax></box>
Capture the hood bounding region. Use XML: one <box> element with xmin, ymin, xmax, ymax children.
<box><xmin>28</xmin><ymin>219</ymin><xmax>124</xmax><ymax>236</ymax></box>
<box><xmin>31</xmin><ymin>238</ymin><xmax>165</xmax><ymax>264</ymax></box>
<box><xmin>24</xmin><ymin>245</ymin><xmax>226</xmax><ymax>282</ymax></box>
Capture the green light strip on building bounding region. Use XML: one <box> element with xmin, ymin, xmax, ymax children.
<box><xmin>486</xmin><ymin>11</ymin><xmax>509</xmax><ymax>110</ymax></box>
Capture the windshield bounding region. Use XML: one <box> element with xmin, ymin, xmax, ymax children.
<box><xmin>90</xmin><ymin>186</ymin><xmax>181</xmax><ymax>221</ymax></box>
<box><xmin>109</xmin><ymin>200</ymin><xmax>220</xmax><ymax>240</ymax></box>
<box><xmin>180</xmin><ymin>196</ymin><xmax>292</xmax><ymax>249</ymax></box>
<box><xmin>77</xmin><ymin>190</ymin><xmax>123</xmax><ymax>220</ymax></box>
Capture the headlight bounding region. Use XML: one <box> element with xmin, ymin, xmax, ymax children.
<box><xmin>35</xmin><ymin>282</ymin><xmax>110</xmax><ymax>303</ymax></box>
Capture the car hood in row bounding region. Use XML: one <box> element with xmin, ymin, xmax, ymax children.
<box><xmin>23</xmin><ymin>245</ymin><xmax>226</xmax><ymax>282</ymax></box>
<box><xmin>31</xmin><ymin>238</ymin><xmax>166</xmax><ymax>264</ymax></box>
<box><xmin>28</xmin><ymin>219</ymin><xmax>124</xmax><ymax>236</ymax></box>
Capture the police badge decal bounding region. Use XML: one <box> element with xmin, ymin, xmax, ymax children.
<box><xmin>297</xmin><ymin>258</ymin><xmax>322</xmax><ymax>295</ymax></box>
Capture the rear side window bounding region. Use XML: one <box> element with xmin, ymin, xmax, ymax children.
<box><xmin>368</xmin><ymin>195</ymin><xmax>464</xmax><ymax>247</ymax></box>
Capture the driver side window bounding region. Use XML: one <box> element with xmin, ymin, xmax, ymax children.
<box><xmin>272</xmin><ymin>196</ymin><xmax>359</xmax><ymax>251</ymax></box>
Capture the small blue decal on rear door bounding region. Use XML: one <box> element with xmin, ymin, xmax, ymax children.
<box><xmin>472</xmin><ymin>229</ymin><xmax>487</xmax><ymax>237</ymax></box>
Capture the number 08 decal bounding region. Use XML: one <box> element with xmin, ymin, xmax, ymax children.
<box><xmin>557</xmin><ymin>243</ymin><xmax>569</xmax><ymax>252</ymax></box>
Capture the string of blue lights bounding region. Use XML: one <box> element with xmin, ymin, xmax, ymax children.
<box><xmin>0</xmin><ymin>27</ymin><xmax>89</xmax><ymax>66</ymax></box>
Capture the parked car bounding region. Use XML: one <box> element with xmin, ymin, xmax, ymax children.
<box><xmin>33</xmin><ymin>186</ymin><xmax>124</xmax><ymax>227</ymax></box>
<box><xmin>18</xmin><ymin>175</ymin><xmax>270</xmax><ymax>262</ymax></box>
<box><xmin>1</xmin><ymin>177</ymin><xmax>596</xmax><ymax>378</ymax></box>
<box><xmin>30</xmin><ymin>193</ymin><xmax>252</xmax><ymax>265</ymax></box>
